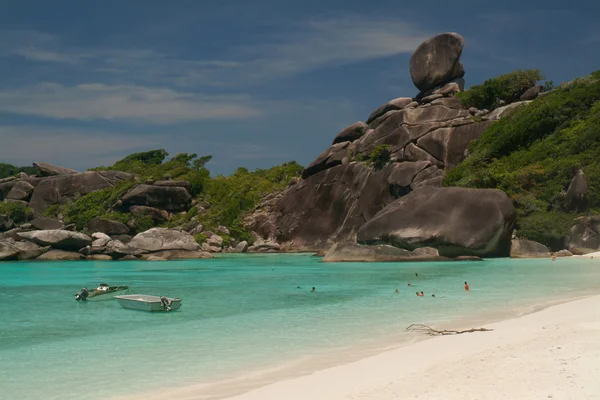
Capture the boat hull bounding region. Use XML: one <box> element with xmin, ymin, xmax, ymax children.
<box><xmin>114</xmin><ymin>294</ymin><xmax>182</xmax><ymax>312</ymax></box>
<box><xmin>87</xmin><ymin>287</ymin><xmax>130</xmax><ymax>301</ymax></box>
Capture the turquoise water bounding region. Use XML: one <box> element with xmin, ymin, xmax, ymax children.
<box><xmin>1</xmin><ymin>254</ymin><xmax>599</xmax><ymax>400</ymax></box>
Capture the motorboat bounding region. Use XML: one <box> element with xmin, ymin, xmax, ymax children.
<box><xmin>114</xmin><ymin>294</ymin><xmax>182</xmax><ymax>312</ymax></box>
<box><xmin>75</xmin><ymin>283</ymin><xmax>130</xmax><ymax>302</ymax></box>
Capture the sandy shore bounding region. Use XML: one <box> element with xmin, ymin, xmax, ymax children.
<box><xmin>114</xmin><ymin>294</ymin><xmax>600</xmax><ymax>400</ymax></box>
<box><xmin>223</xmin><ymin>295</ymin><xmax>600</xmax><ymax>400</ymax></box>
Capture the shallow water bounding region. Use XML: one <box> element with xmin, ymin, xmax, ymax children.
<box><xmin>1</xmin><ymin>255</ymin><xmax>599</xmax><ymax>400</ymax></box>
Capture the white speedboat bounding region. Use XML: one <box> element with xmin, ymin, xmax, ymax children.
<box><xmin>114</xmin><ymin>294</ymin><xmax>182</xmax><ymax>312</ymax></box>
<box><xmin>75</xmin><ymin>284</ymin><xmax>130</xmax><ymax>302</ymax></box>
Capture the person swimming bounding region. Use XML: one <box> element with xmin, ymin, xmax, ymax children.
<box><xmin>420</xmin><ymin>291</ymin><xmax>424</xmax><ymax>296</ymax></box>
<box><xmin>415</xmin><ymin>272</ymin><xmax>419</xmax><ymax>277</ymax></box>
<box><xmin>311</xmin><ymin>287</ymin><xmax>316</xmax><ymax>292</ymax></box>
<box><xmin>416</xmin><ymin>291</ymin><xmax>424</xmax><ymax>297</ymax></box>
<box><xmin>464</xmin><ymin>281</ymin><xmax>470</xmax><ymax>291</ymax></box>
<box><xmin>431</xmin><ymin>294</ymin><xmax>436</xmax><ymax>297</ymax></box>
<box><xmin>407</xmin><ymin>283</ymin><xmax>413</xmax><ymax>287</ymax></box>
<box><xmin>297</xmin><ymin>286</ymin><xmax>301</xmax><ymax>289</ymax></box>
<box><xmin>394</xmin><ymin>289</ymin><xmax>399</xmax><ymax>293</ymax></box>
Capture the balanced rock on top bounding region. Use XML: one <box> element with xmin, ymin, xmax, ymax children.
<box><xmin>409</xmin><ymin>32</ymin><xmax>465</xmax><ymax>93</ymax></box>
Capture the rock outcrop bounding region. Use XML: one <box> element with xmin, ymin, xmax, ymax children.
<box><xmin>322</xmin><ymin>242</ymin><xmax>445</xmax><ymax>262</ymax></box>
<box><xmin>510</xmin><ymin>239</ymin><xmax>551</xmax><ymax>258</ymax></box>
<box><xmin>564</xmin><ymin>169</ymin><xmax>587</xmax><ymax>211</ymax></box>
<box><xmin>565</xmin><ymin>216</ymin><xmax>600</xmax><ymax>254</ymax></box>
<box><xmin>86</xmin><ymin>218</ymin><xmax>130</xmax><ymax>235</ymax></box>
<box><xmin>28</xmin><ymin>171</ymin><xmax>135</xmax><ymax>214</ymax></box>
<box><xmin>37</xmin><ymin>249</ymin><xmax>84</xmax><ymax>261</ymax></box>
<box><xmin>120</xmin><ymin>184</ymin><xmax>192</xmax><ymax>212</ymax></box>
<box><xmin>356</xmin><ymin>187</ymin><xmax>516</xmax><ymax>257</ymax></box>
<box><xmin>33</xmin><ymin>162</ymin><xmax>78</xmax><ymax>177</ymax></box>
<box><xmin>409</xmin><ymin>33</ymin><xmax>465</xmax><ymax>94</ymax></box>
<box><xmin>18</xmin><ymin>230</ymin><xmax>93</xmax><ymax>251</ymax></box>
<box><xmin>128</xmin><ymin>228</ymin><xmax>200</xmax><ymax>252</ymax></box>
<box><xmin>30</xmin><ymin>217</ymin><xmax>63</xmax><ymax>230</ymax></box>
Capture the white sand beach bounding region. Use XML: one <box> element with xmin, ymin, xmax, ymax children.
<box><xmin>116</xmin><ymin>294</ymin><xmax>600</xmax><ymax>400</ymax></box>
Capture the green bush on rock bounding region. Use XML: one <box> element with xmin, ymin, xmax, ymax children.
<box><xmin>0</xmin><ymin>201</ymin><xmax>33</xmax><ymax>223</ymax></box>
<box><xmin>455</xmin><ymin>69</ymin><xmax>546</xmax><ymax>110</ymax></box>
<box><xmin>445</xmin><ymin>70</ymin><xmax>600</xmax><ymax>249</ymax></box>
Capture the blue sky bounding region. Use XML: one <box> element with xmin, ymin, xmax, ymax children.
<box><xmin>1</xmin><ymin>0</ymin><xmax>599</xmax><ymax>175</ymax></box>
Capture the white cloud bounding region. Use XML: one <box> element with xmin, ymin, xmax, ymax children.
<box><xmin>1</xmin><ymin>16</ymin><xmax>428</xmax><ymax>87</ymax></box>
<box><xmin>0</xmin><ymin>83</ymin><xmax>264</xmax><ymax>123</ymax></box>
<box><xmin>0</xmin><ymin>126</ymin><xmax>158</xmax><ymax>170</ymax></box>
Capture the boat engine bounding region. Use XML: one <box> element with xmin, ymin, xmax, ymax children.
<box><xmin>160</xmin><ymin>296</ymin><xmax>172</xmax><ymax>311</ymax></box>
<box><xmin>75</xmin><ymin>288</ymin><xmax>89</xmax><ymax>301</ymax></box>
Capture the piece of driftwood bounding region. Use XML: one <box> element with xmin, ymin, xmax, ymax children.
<box><xmin>406</xmin><ymin>324</ymin><xmax>493</xmax><ymax>336</ymax></box>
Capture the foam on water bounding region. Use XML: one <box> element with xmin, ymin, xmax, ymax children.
<box><xmin>1</xmin><ymin>255</ymin><xmax>599</xmax><ymax>400</ymax></box>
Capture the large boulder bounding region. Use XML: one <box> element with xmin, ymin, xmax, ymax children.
<box><xmin>231</xmin><ymin>241</ymin><xmax>249</xmax><ymax>253</ymax></box>
<box><xmin>86</xmin><ymin>217</ymin><xmax>130</xmax><ymax>235</ymax></box>
<box><xmin>409</xmin><ymin>33</ymin><xmax>465</xmax><ymax>92</ymax></box>
<box><xmin>246</xmin><ymin>163</ymin><xmax>404</xmax><ymax>251</ymax></box>
<box><xmin>33</xmin><ymin>162</ymin><xmax>78</xmax><ymax>177</ymax></box>
<box><xmin>120</xmin><ymin>184</ymin><xmax>191</xmax><ymax>212</ymax></box>
<box><xmin>322</xmin><ymin>242</ymin><xmax>445</xmax><ymax>262</ymax></box>
<box><xmin>6</xmin><ymin>180</ymin><xmax>35</xmax><ymax>201</ymax></box>
<box><xmin>0</xmin><ymin>238</ymin><xmax>50</xmax><ymax>260</ymax></box>
<box><xmin>564</xmin><ymin>169</ymin><xmax>587</xmax><ymax>211</ymax></box>
<box><xmin>302</xmin><ymin>141</ymin><xmax>350</xmax><ymax>179</ymax></box>
<box><xmin>30</xmin><ymin>217</ymin><xmax>63</xmax><ymax>230</ymax></box>
<box><xmin>128</xmin><ymin>228</ymin><xmax>200</xmax><ymax>252</ymax></box>
<box><xmin>36</xmin><ymin>249</ymin><xmax>84</xmax><ymax>261</ymax></box>
<box><xmin>510</xmin><ymin>239</ymin><xmax>551</xmax><ymax>258</ymax></box>
<box><xmin>144</xmin><ymin>250</ymin><xmax>213</xmax><ymax>260</ymax></box>
<box><xmin>17</xmin><ymin>230</ymin><xmax>92</xmax><ymax>251</ymax></box>
<box><xmin>28</xmin><ymin>171</ymin><xmax>135</xmax><ymax>214</ymax></box>
<box><xmin>332</xmin><ymin>122</ymin><xmax>367</xmax><ymax>145</ymax></box>
<box><xmin>357</xmin><ymin>186</ymin><xmax>516</xmax><ymax>257</ymax></box>
<box><xmin>565</xmin><ymin>216</ymin><xmax>600</xmax><ymax>254</ymax></box>
<box><xmin>366</xmin><ymin>98</ymin><xmax>414</xmax><ymax>125</ymax></box>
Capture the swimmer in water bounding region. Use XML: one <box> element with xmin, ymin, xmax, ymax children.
<box><xmin>415</xmin><ymin>272</ymin><xmax>419</xmax><ymax>277</ymax></box>
<box><xmin>311</xmin><ymin>287</ymin><xmax>316</xmax><ymax>292</ymax></box>
<box><xmin>407</xmin><ymin>283</ymin><xmax>413</xmax><ymax>287</ymax></box>
<box><xmin>464</xmin><ymin>281</ymin><xmax>470</xmax><ymax>291</ymax></box>
<box><xmin>395</xmin><ymin>289</ymin><xmax>399</xmax><ymax>293</ymax></box>
<box><xmin>420</xmin><ymin>291</ymin><xmax>424</xmax><ymax>296</ymax></box>
<box><xmin>432</xmin><ymin>294</ymin><xmax>435</xmax><ymax>297</ymax></box>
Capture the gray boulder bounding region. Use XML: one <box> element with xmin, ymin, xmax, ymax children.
<box><xmin>564</xmin><ymin>169</ymin><xmax>587</xmax><ymax>211</ymax></box>
<box><xmin>366</xmin><ymin>98</ymin><xmax>414</xmax><ymax>125</ymax></box>
<box><xmin>0</xmin><ymin>238</ymin><xmax>50</xmax><ymax>260</ymax></box>
<box><xmin>111</xmin><ymin>234</ymin><xmax>132</xmax><ymax>244</ymax></box>
<box><xmin>302</xmin><ymin>141</ymin><xmax>350</xmax><ymax>179</ymax></box>
<box><xmin>201</xmin><ymin>243</ymin><xmax>222</xmax><ymax>253</ymax></box>
<box><xmin>120</xmin><ymin>184</ymin><xmax>191</xmax><ymax>212</ymax></box>
<box><xmin>232</xmin><ymin>241</ymin><xmax>249</xmax><ymax>253</ymax></box>
<box><xmin>565</xmin><ymin>216</ymin><xmax>600</xmax><ymax>254</ymax></box>
<box><xmin>322</xmin><ymin>242</ymin><xmax>445</xmax><ymax>262</ymax></box>
<box><xmin>6</xmin><ymin>180</ymin><xmax>35</xmax><ymax>201</ymax></box>
<box><xmin>332</xmin><ymin>122</ymin><xmax>367</xmax><ymax>145</ymax></box>
<box><xmin>31</xmin><ymin>217</ymin><xmax>63</xmax><ymax>230</ymax></box>
<box><xmin>207</xmin><ymin>234</ymin><xmax>224</xmax><ymax>248</ymax></box>
<box><xmin>91</xmin><ymin>232</ymin><xmax>112</xmax><ymax>247</ymax></box>
<box><xmin>86</xmin><ymin>217</ymin><xmax>130</xmax><ymax>235</ymax></box>
<box><xmin>29</xmin><ymin>171</ymin><xmax>135</xmax><ymax>214</ymax></box>
<box><xmin>33</xmin><ymin>162</ymin><xmax>78</xmax><ymax>177</ymax></box>
<box><xmin>520</xmin><ymin>85</ymin><xmax>543</xmax><ymax>101</ymax></box>
<box><xmin>357</xmin><ymin>186</ymin><xmax>516</xmax><ymax>257</ymax></box>
<box><xmin>409</xmin><ymin>33</ymin><xmax>465</xmax><ymax>92</ymax></box>
<box><xmin>146</xmin><ymin>250</ymin><xmax>213</xmax><ymax>260</ymax></box>
<box><xmin>87</xmin><ymin>254</ymin><xmax>113</xmax><ymax>261</ymax></box>
<box><xmin>216</xmin><ymin>226</ymin><xmax>230</xmax><ymax>235</ymax></box>
<box><xmin>18</xmin><ymin>230</ymin><xmax>92</xmax><ymax>251</ymax></box>
<box><xmin>128</xmin><ymin>228</ymin><xmax>200</xmax><ymax>252</ymax></box>
<box><xmin>510</xmin><ymin>239</ymin><xmax>551</xmax><ymax>258</ymax></box>
<box><xmin>485</xmin><ymin>101</ymin><xmax>531</xmax><ymax>121</ymax></box>
<box><xmin>37</xmin><ymin>249</ymin><xmax>84</xmax><ymax>261</ymax></box>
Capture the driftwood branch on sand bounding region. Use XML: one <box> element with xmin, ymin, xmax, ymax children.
<box><xmin>406</xmin><ymin>324</ymin><xmax>493</xmax><ymax>336</ymax></box>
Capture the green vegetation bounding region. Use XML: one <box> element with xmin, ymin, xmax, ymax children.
<box><xmin>445</xmin><ymin>70</ymin><xmax>600</xmax><ymax>249</ymax></box>
<box><xmin>0</xmin><ymin>163</ymin><xmax>37</xmax><ymax>179</ymax></box>
<box><xmin>455</xmin><ymin>69</ymin><xmax>547</xmax><ymax>110</ymax></box>
<box><xmin>61</xmin><ymin>180</ymin><xmax>136</xmax><ymax>230</ymax></box>
<box><xmin>0</xmin><ymin>201</ymin><xmax>33</xmax><ymax>224</ymax></box>
<box><xmin>368</xmin><ymin>145</ymin><xmax>392</xmax><ymax>168</ymax></box>
<box><xmin>92</xmin><ymin>150</ymin><xmax>210</xmax><ymax>196</ymax></box>
<box><xmin>198</xmin><ymin>162</ymin><xmax>303</xmax><ymax>242</ymax></box>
